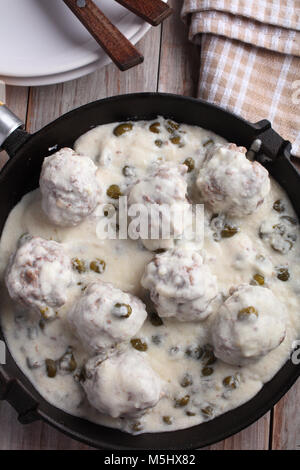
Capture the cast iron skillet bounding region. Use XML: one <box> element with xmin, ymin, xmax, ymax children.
<box><xmin>0</xmin><ymin>93</ymin><xmax>299</xmax><ymax>450</ymax></box>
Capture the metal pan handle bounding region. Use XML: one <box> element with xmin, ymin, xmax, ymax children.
<box><xmin>0</xmin><ymin>103</ymin><xmax>24</xmax><ymax>149</ymax></box>
<box><xmin>0</xmin><ymin>103</ymin><xmax>30</xmax><ymax>158</ymax></box>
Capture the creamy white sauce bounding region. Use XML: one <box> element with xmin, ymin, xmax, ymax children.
<box><xmin>1</xmin><ymin>117</ymin><xmax>300</xmax><ymax>435</ymax></box>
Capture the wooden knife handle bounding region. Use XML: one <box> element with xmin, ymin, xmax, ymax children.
<box><xmin>115</xmin><ymin>0</ymin><xmax>173</xmax><ymax>26</ymax></box>
<box><xmin>63</xmin><ymin>0</ymin><xmax>144</xmax><ymax>71</ymax></box>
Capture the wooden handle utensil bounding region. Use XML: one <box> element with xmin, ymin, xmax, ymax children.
<box><xmin>63</xmin><ymin>0</ymin><xmax>144</xmax><ymax>71</ymax></box>
<box><xmin>115</xmin><ymin>0</ymin><xmax>173</xmax><ymax>26</ymax></box>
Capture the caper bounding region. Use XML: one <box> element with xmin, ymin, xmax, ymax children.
<box><xmin>90</xmin><ymin>259</ymin><xmax>106</xmax><ymax>274</ymax></box>
<box><xmin>122</xmin><ymin>165</ymin><xmax>136</xmax><ymax>178</ymax></box>
<box><xmin>67</xmin><ymin>353</ymin><xmax>77</xmax><ymax>372</ymax></box>
<box><xmin>166</xmin><ymin>120</ymin><xmax>180</xmax><ymax>133</ymax></box>
<box><xmin>149</xmin><ymin>122</ymin><xmax>161</xmax><ymax>134</ymax></box>
<box><xmin>39</xmin><ymin>307</ymin><xmax>49</xmax><ymax>319</ymax></box>
<box><xmin>17</xmin><ymin>232</ymin><xmax>32</xmax><ymax>247</ymax></box>
<box><xmin>210</xmin><ymin>213</ymin><xmax>226</xmax><ymax>241</ymax></box>
<box><xmin>72</xmin><ymin>258</ymin><xmax>86</xmax><ymax>274</ymax></box>
<box><xmin>186</xmin><ymin>410</ymin><xmax>196</xmax><ymax>417</ymax></box>
<box><xmin>223</xmin><ymin>375</ymin><xmax>239</xmax><ymax>389</ymax></box>
<box><xmin>253</xmin><ymin>273</ymin><xmax>265</xmax><ymax>286</ymax></box>
<box><xmin>40</xmin><ymin>307</ymin><xmax>57</xmax><ymax>321</ymax></box>
<box><xmin>281</xmin><ymin>215</ymin><xmax>297</xmax><ymax>225</ymax></box>
<box><xmin>152</xmin><ymin>335</ymin><xmax>162</xmax><ymax>345</ymax></box>
<box><xmin>180</xmin><ymin>373</ymin><xmax>193</xmax><ymax>388</ymax></box>
<box><xmin>210</xmin><ymin>213</ymin><xmax>225</xmax><ymax>226</ymax></box>
<box><xmin>258</xmin><ymin>226</ymin><xmax>266</xmax><ymax>239</ymax></box>
<box><xmin>202</xmin><ymin>366</ymin><xmax>214</xmax><ymax>376</ymax></box>
<box><xmin>202</xmin><ymin>345</ymin><xmax>217</xmax><ymax>365</ymax></box>
<box><xmin>203</xmin><ymin>139</ymin><xmax>214</xmax><ymax>147</ymax></box>
<box><xmin>221</xmin><ymin>224</ymin><xmax>238</xmax><ymax>238</ymax></box>
<box><xmin>162</xmin><ymin>416</ymin><xmax>173</xmax><ymax>425</ymax></box>
<box><xmin>131</xmin><ymin>421</ymin><xmax>143</xmax><ymax>432</ymax></box>
<box><xmin>154</xmin><ymin>139</ymin><xmax>163</xmax><ymax>148</ymax></box>
<box><xmin>27</xmin><ymin>327</ymin><xmax>38</xmax><ymax>341</ymax></box>
<box><xmin>238</xmin><ymin>306</ymin><xmax>258</xmax><ymax>320</ymax></box>
<box><xmin>185</xmin><ymin>345</ymin><xmax>203</xmax><ymax>360</ymax></box>
<box><xmin>112</xmin><ymin>303</ymin><xmax>132</xmax><ymax>319</ymax></box>
<box><xmin>113</xmin><ymin>122</ymin><xmax>133</xmax><ymax>137</ymax></box>
<box><xmin>175</xmin><ymin>395</ymin><xmax>190</xmax><ymax>408</ymax></box>
<box><xmin>183</xmin><ymin>157</ymin><xmax>195</xmax><ymax>173</ymax></box>
<box><xmin>273</xmin><ymin>223</ymin><xmax>286</xmax><ymax>235</ymax></box>
<box><xmin>276</xmin><ymin>267</ymin><xmax>290</xmax><ymax>282</ymax></box>
<box><xmin>45</xmin><ymin>359</ymin><xmax>57</xmax><ymax>378</ymax></box>
<box><xmin>148</xmin><ymin>311</ymin><xmax>164</xmax><ymax>326</ymax></box>
<box><xmin>170</xmin><ymin>135</ymin><xmax>182</xmax><ymax>146</ymax></box>
<box><xmin>26</xmin><ymin>357</ymin><xmax>42</xmax><ymax>370</ymax></box>
<box><xmin>58</xmin><ymin>347</ymin><xmax>77</xmax><ymax>373</ymax></box>
<box><xmin>271</xmin><ymin>239</ymin><xmax>293</xmax><ymax>254</ymax></box>
<box><xmin>273</xmin><ymin>199</ymin><xmax>285</xmax><ymax>213</ymax></box>
<box><xmin>14</xmin><ymin>312</ymin><xmax>26</xmax><ymax>325</ymax></box>
<box><xmin>201</xmin><ymin>405</ymin><xmax>214</xmax><ymax>418</ymax></box>
<box><xmin>102</xmin><ymin>204</ymin><xmax>115</xmax><ymax>218</ymax></box>
<box><xmin>74</xmin><ymin>365</ymin><xmax>88</xmax><ymax>383</ymax></box>
<box><xmin>107</xmin><ymin>184</ymin><xmax>122</xmax><ymax>199</ymax></box>
<box><xmin>287</xmin><ymin>232</ymin><xmax>297</xmax><ymax>242</ymax></box>
<box><xmin>131</xmin><ymin>338</ymin><xmax>148</xmax><ymax>352</ymax></box>
<box><xmin>169</xmin><ymin>346</ymin><xmax>180</xmax><ymax>356</ymax></box>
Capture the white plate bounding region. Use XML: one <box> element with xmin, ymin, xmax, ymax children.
<box><xmin>0</xmin><ymin>0</ymin><xmax>151</xmax><ymax>85</ymax></box>
<box><xmin>0</xmin><ymin>21</ymin><xmax>150</xmax><ymax>86</ymax></box>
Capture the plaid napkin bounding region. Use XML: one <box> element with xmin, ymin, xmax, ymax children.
<box><xmin>182</xmin><ymin>0</ymin><xmax>300</xmax><ymax>156</ymax></box>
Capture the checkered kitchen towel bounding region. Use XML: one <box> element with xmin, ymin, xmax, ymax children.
<box><xmin>182</xmin><ymin>0</ymin><xmax>300</xmax><ymax>156</ymax></box>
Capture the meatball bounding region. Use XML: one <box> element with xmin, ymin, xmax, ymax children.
<box><xmin>141</xmin><ymin>248</ymin><xmax>218</xmax><ymax>321</ymax></box>
<box><xmin>40</xmin><ymin>148</ymin><xmax>102</xmax><ymax>227</ymax></box>
<box><xmin>5</xmin><ymin>236</ymin><xmax>73</xmax><ymax>319</ymax></box>
<box><xmin>128</xmin><ymin>163</ymin><xmax>190</xmax><ymax>251</ymax></box>
<box><xmin>196</xmin><ymin>143</ymin><xmax>270</xmax><ymax>217</ymax></box>
<box><xmin>211</xmin><ymin>285</ymin><xmax>287</xmax><ymax>366</ymax></box>
<box><xmin>68</xmin><ymin>281</ymin><xmax>147</xmax><ymax>354</ymax></box>
<box><xmin>82</xmin><ymin>349</ymin><xmax>162</xmax><ymax>419</ymax></box>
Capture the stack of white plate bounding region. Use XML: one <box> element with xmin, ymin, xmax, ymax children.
<box><xmin>0</xmin><ymin>0</ymin><xmax>151</xmax><ymax>86</ymax></box>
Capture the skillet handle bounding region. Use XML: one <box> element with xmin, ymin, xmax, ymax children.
<box><xmin>253</xmin><ymin>118</ymin><xmax>300</xmax><ymax>174</ymax></box>
<box><xmin>253</xmin><ymin>119</ymin><xmax>300</xmax><ymax>214</ymax></box>
<box><xmin>0</xmin><ymin>373</ymin><xmax>40</xmax><ymax>424</ymax></box>
<box><xmin>253</xmin><ymin>119</ymin><xmax>293</xmax><ymax>161</ymax></box>
<box><xmin>0</xmin><ymin>104</ymin><xmax>30</xmax><ymax>158</ymax></box>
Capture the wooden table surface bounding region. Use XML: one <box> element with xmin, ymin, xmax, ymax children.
<box><xmin>0</xmin><ymin>0</ymin><xmax>299</xmax><ymax>450</ymax></box>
